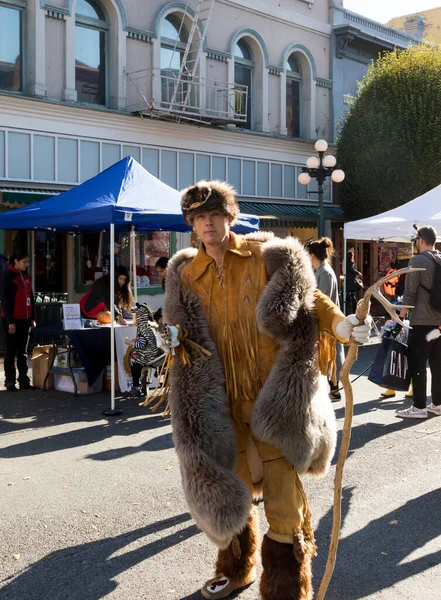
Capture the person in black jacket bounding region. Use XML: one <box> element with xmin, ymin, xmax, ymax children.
<box><xmin>1</xmin><ymin>250</ymin><xmax>36</xmax><ymax>391</ymax></box>
<box><xmin>345</xmin><ymin>251</ymin><xmax>363</xmax><ymax>314</ymax></box>
<box><xmin>80</xmin><ymin>265</ymin><xmax>132</xmax><ymax>324</ymax></box>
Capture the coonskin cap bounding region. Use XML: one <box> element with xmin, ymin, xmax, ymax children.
<box><xmin>181</xmin><ymin>180</ymin><xmax>239</xmax><ymax>225</ymax></box>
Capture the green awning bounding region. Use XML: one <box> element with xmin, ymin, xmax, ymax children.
<box><xmin>239</xmin><ymin>201</ymin><xmax>345</xmax><ymax>222</ymax></box>
<box><xmin>1</xmin><ymin>192</ymin><xmax>54</xmax><ymax>205</ymax></box>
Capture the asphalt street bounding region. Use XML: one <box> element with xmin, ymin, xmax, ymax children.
<box><xmin>0</xmin><ymin>342</ymin><xmax>440</xmax><ymax>600</ymax></box>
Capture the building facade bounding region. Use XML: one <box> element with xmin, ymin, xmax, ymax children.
<box><xmin>331</xmin><ymin>4</ymin><xmax>422</xmax><ymax>141</ymax></box>
<box><xmin>0</xmin><ymin>0</ymin><xmax>417</xmax><ymax>305</ymax></box>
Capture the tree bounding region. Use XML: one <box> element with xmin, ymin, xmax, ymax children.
<box><xmin>337</xmin><ymin>45</ymin><xmax>441</xmax><ymax>221</ymax></box>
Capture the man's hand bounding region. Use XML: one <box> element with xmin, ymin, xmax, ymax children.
<box><xmin>336</xmin><ymin>314</ymin><xmax>373</xmax><ymax>344</ymax></box>
<box><xmin>8</xmin><ymin>323</ymin><xmax>16</xmax><ymax>335</ymax></box>
<box><xmin>30</xmin><ymin>320</ymin><xmax>36</xmax><ymax>329</ymax></box>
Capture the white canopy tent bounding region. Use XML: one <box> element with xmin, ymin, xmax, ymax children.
<box><xmin>342</xmin><ymin>183</ymin><xmax>441</xmax><ymax>312</ymax></box>
<box><xmin>344</xmin><ymin>183</ymin><xmax>441</xmax><ymax>242</ymax></box>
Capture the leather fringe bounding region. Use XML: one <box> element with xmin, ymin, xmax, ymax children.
<box><xmin>318</xmin><ymin>331</ymin><xmax>337</xmax><ymax>385</ymax></box>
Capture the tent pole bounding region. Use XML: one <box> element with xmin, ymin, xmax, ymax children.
<box><xmin>343</xmin><ymin>237</ymin><xmax>347</xmax><ymax>315</ymax></box>
<box><xmin>131</xmin><ymin>225</ymin><xmax>138</xmax><ymax>303</ymax></box>
<box><xmin>31</xmin><ymin>231</ymin><xmax>36</xmax><ymax>292</ymax></box>
<box><xmin>103</xmin><ymin>223</ymin><xmax>122</xmax><ymax>417</ymax></box>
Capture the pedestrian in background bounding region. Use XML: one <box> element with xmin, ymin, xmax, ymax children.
<box><xmin>155</xmin><ymin>256</ymin><xmax>169</xmax><ymax>291</ymax></box>
<box><xmin>1</xmin><ymin>250</ymin><xmax>36</xmax><ymax>391</ymax></box>
<box><xmin>383</xmin><ymin>259</ymin><xmax>400</xmax><ymax>303</ymax></box>
<box><xmin>80</xmin><ymin>265</ymin><xmax>132</xmax><ymax>325</ymax></box>
<box><xmin>306</xmin><ymin>237</ymin><xmax>346</xmax><ymax>400</ymax></box>
<box><xmin>396</xmin><ymin>226</ymin><xmax>441</xmax><ymax>418</ymax></box>
<box><xmin>153</xmin><ymin>257</ymin><xmax>169</xmax><ymax>322</ymax></box>
<box><xmin>346</xmin><ymin>250</ymin><xmax>363</xmax><ymax>314</ymax></box>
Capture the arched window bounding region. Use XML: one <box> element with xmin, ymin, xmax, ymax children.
<box><xmin>0</xmin><ymin>2</ymin><xmax>23</xmax><ymax>92</ymax></box>
<box><xmin>160</xmin><ymin>14</ymin><xmax>188</xmax><ymax>105</ymax></box>
<box><xmin>286</xmin><ymin>54</ymin><xmax>302</xmax><ymax>138</ymax></box>
<box><xmin>75</xmin><ymin>0</ymin><xmax>107</xmax><ymax>105</ymax></box>
<box><xmin>234</xmin><ymin>40</ymin><xmax>253</xmax><ymax>129</ymax></box>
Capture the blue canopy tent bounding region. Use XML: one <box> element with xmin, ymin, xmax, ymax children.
<box><xmin>0</xmin><ymin>156</ymin><xmax>259</xmax><ymax>233</ymax></box>
<box><xmin>0</xmin><ymin>157</ymin><xmax>259</xmax><ymax>414</ymax></box>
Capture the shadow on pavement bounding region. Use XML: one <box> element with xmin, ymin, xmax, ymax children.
<box><xmin>331</xmin><ymin>398</ymin><xmax>431</xmax><ymax>461</ymax></box>
<box><xmin>87</xmin><ymin>432</ymin><xmax>174</xmax><ymax>461</ymax></box>
<box><xmin>0</xmin><ymin>514</ymin><xmax>199</xmax><ymax>600</ymax></box>
<box><xmin>314</xmin><ymin>489</ymin><xmax>441</xmax><ymax>599</ymax></box>
<box><xmin>0</xmin><ymin>389</ymin><xmax>150</xmax><ymax>434</ymax></box>
<box><xmin>0</xmin><ymin>391</ymin><xmax>169</xmax><ymax>459</ymax></box>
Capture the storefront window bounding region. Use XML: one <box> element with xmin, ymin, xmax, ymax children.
<box><xmin>0</xmin><ymin>5</ymin><xmax>22</xmax><ymax>92</ymax></box>
<box><xmin>77</xmin><ymin>231</ymin><xmax>172</xmax><ymax>290</ymax></box>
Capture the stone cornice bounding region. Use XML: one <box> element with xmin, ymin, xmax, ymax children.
<box><xmin>206</xmin><ymin>49</ymin><xmax>230</xmax><ymax>62</ymax></box>
<box><xmin>41</xmin><ymin>3</ymin><xmax>69</xmax><ymax>18</ymax></box>
<box><xmin>126</xmin><ymin>28</ymin><xmax>154</xmax><ymax>43</ymax></box>
<box><xmin>46</xmin><ymin>8</ymin><xmax>66</xmax><ymax>20</ymax></box>
<box><xmin>334</xmin><ymin>23</ymin><xmax>406</xmax><ymax>59</ymax></box>
<box><xmin>334</xmin><ymin>6</ymin><xmax>422</xmax><ymax>45</ymax></box>
<box><xmin>316</xmin><ymin>78</ymin><xmax>332</xmax><ymax>89</ymax></box>
<box><xmin>268</xmin><ymin>66</ymin><xmax>283</xmax><ymax>76</ymax></box>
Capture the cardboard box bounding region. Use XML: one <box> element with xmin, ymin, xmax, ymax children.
<box><xmin>54</xmin><ymin>368</ymin><xmax>103</xmax><ymax>395</ymax></box>
<box><xmin>103</xmin><ymin>364</ymin><xmax>120</xmax><ymax>392</ymax></box>
<box><xmin>31</xmin><ymin>345</ymin><xmax>57</xmax><ymax>390</ymax></box>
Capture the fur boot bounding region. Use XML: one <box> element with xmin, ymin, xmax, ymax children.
<box><xmin>260</xmin><ymin>533</ymin><xmax>313</xmax><ymax>600</ymax></box>
<box><xmin>201</xmin><ymin>508</ymin><xmax>259</xmax><ymax>599</ymax></box>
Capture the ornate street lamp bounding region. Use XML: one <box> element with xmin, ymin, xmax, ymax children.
<box><xmin>298</xmin><ymin>139</ymin><xmax>345</xmax><ymax>238</ymax></box>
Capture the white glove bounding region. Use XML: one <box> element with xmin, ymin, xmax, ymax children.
<box><xmin>426</xmin><ymin>328</ymin><xmax>441</xmax><ymax>342</ymax></box>
<box><xmin>335</xmin><ymin>314</ymin><xmax>373</xmax><ymax>344</ymax></box>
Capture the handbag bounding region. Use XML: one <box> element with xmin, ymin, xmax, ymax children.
<box><xmin>368</xmin><ymin>337</ymin><xmax>411</xmax><ymax>391</ymax></box>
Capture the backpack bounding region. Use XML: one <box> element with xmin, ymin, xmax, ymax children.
<box><xmin>0</xmin><ymin>254</ymin><xmax>8</xmax><ymax>309</ymax></box>
<box><xmin>420</xmin><ymin>252</ymin><xmax>441</xmax><ymax>310</ymax></box>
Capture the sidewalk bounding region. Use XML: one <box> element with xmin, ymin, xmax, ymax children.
<box><xmin>0</xmin><ymin>344</ymin><xmax>440</xmax><ymax>600</ymax></box>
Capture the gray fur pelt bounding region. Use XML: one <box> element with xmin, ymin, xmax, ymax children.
<box><xmin>163</xmin><ymin>248</ymin><xmax>251</xmax><ymax>549</ymax></box>
<box><xmin>163</xmin><ymin>235</ymin><xmax>336</xmax><ymax>548</ymax></box>
<box><xmin>251</xmin><ymin>235</ymin><xmax>336</xmax><ymax>475</ymax></box>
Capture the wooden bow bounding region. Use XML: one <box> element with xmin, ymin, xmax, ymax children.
<box><xmin>316</xmin><ymin>266</ymin><xmax>424</xmax><ymax>600</ymax></box>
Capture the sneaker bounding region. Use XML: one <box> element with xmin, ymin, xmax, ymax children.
<box><xmin>381</xmin><ymin>389</ymin><xmax>396</xmax><ymax>398</ymax></box>
<box><xmin>427</xmin><ymin>403</ymin><xmax>441</xmax><ymax>416</ymax></box>
<box><xmin>396</xmin><ymin>406</ymin><xmax>427</xmax><ymax>419</ymax></box>
<box><xmin>126</xmin><ymin>386</ymin><xmax>141</xmax><ymax>398</ymax></box>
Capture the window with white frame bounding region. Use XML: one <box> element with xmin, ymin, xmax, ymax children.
<box><xmin>234</xmin><ymin>40</ymin><xmax>253</xmax><ymax>129</ymax></box>
<box><xmin>286</xmin><ymin>54</ymin><xmax>302</xmax><ymax>138</ymax></box>
<box><xmin>0</xmin><ymin>1</ymin><xmax>23</xmax><ymax>92</ymax></box>
<box><xmin>75</xmin><ymin>0</ymin><xmax>107</xmax><ymax>105</ymax></box>
<box><xmin>160</xmin><ymin>14</ymin><xmax>188</xmax><ymax>106</ymax></box>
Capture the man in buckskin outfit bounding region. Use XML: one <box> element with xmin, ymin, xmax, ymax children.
<box><xmin>162</xmin><ymin>180</ymin><xmax>370</xmax><ymax>600</ymax></box>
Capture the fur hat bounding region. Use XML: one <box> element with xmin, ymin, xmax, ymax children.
<box><xmin>181</xmin><ymin>180</ymin><xmax>239</xmax><ymax>225</ymax></box>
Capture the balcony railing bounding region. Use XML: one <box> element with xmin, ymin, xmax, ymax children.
<box><xmin>126</xmin><ymin>68</ymin><xmax>248</xmax><ymax>125</ymax></box>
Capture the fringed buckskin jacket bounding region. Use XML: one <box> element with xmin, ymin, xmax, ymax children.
<box><xmin>163</xmin><ymin>232</ymin><xmax>346</xmax><ymax>548</ymax></box>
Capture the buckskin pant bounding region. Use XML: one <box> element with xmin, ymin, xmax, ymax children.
<box><xmin>234</xmin><ymin>400</ymin><xmax>311</xmax><ymax>545</ymax></box>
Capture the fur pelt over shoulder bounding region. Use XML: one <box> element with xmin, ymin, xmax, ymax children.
<box><xmin>163</xmin><ymin>234</ymin><xmax>336</xmax><ymax>548</ymax></box>
<box><xmin>252</xmin><ymin>236</ymin><xmax>336</xmax><ymax>476</ymax></box>
<box><xmin>163</xmin><ymin>247</ymin><xmax>251</xmax><ymax>548</ymax></box>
